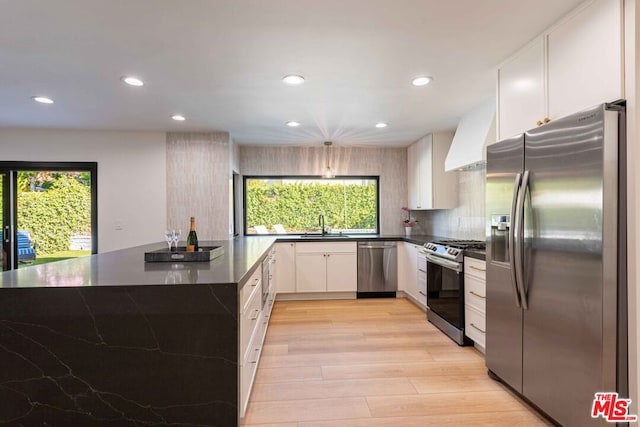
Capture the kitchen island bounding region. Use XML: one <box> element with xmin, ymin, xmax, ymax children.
<box><xmin>0</xmin><ymin>237</ymin><xmax>275</xmax><ymax>427</ymax></box>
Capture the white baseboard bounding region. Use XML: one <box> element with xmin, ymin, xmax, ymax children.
<box><xmin>276</xmin><ymin>292</ymin><xmax>357</xmax><ymax>301</ymax></box>
<box><xmin>396</xmin><ymin>291</ymin><xmax>428</xmax><ymax>312</ymax></box>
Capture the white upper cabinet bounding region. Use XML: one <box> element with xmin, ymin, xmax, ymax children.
<box><xmin>407</xmin><ymin>132</ymin><xmax>458</xmax><ymax>210</ymax></box>
<box><xmin>547</xmin><ymin>0</ymin><xmax>623</xmax><ymax>120</ymax></box>
<box><xmin>498</xmin><ymin>37</ymin><xmax>546</xmax><ymax>139</ymax></box>
<box><xmin>497</xmin><ymin>0</ymin><xmax>624</xmax><ymax>140</ymax></box>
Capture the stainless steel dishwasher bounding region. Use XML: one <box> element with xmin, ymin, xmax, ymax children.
<box><xmin>357</xmin><ymin>241</ymin><xmax>397</xmax><ymax>298</ymax></box>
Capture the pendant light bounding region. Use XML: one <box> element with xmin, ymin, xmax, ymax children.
<box><xmin>323</xmin><ymin>141</ymin><xmax>335</xmax><ymax>179</ymax></box>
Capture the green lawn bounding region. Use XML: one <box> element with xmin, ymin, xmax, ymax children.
<box><xmin>24</xmin><ymin>250</ymin><xmax>92</xmax><ymax>266</ymax></box>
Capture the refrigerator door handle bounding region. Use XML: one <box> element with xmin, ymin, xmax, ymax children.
<box><xmin>515</xmin><ymin>170</ymin><xmax>529</xmax><ymax>310</ymax></box>
<box><xmin>509</xmin><ymin>173</ymin><xmax>522</xmax><ymax>308</ymax></box>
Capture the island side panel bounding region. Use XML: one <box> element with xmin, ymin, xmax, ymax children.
<box><xmin>0</xmin><ymin>284</ymin><xmax>238</xmax><ymax>426</ymax></box>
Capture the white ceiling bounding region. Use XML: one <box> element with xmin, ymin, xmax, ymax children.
<box><xmin>0</xmin><ymin>0</ymin><xmax>584</xmax><ymax>147</ymax></box>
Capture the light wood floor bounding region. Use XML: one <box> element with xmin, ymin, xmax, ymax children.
<box><xmin>243</xmin><ymin>298</ymin><xmax>551</xmax><ymax>426</ymax></box>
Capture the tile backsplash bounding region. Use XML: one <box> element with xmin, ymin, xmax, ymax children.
<box><xmin>411</xmin><ymin>166</ymin><xmax>486</xmax><ymax>240</ymax></box>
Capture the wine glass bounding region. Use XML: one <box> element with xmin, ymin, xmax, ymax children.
<box><xmin>172</xmin><ymin>229</ymin><xmax>181</xmax><ymax>251</ymax></box>
<box><xmin>164</xmin><ymin>230</ymin><xmax>174</xmax><ymax>251</ymax></box>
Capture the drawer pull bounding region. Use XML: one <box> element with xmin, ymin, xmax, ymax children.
<box><xmin>469</xmin><ymin>291</ymin><xmax>486</xmax><ymax>299</ymax></box>
<box><xmin>251</xmin><ymin>278</ymin><xmax>259</xmax><ymax>287</ymax></box>
<box><xmin>470</xmin><ymin>323</ymin><xmax>486</xmax><ymax>334</ymax></box>
<box><xmin>468</xmin><ymin>265</ymin><xmax>486</xmax><ymax>272</ymax></box>
<box><xmin>250</xmin><ymin>309</ymin><xmax>260</xmax><ymax>320</ymax></box>
<box><xmin>250</xmin><ymin>348</ymin><xmax>260</xmax><ymax>364</ymax></box>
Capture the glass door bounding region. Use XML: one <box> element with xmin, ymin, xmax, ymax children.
<box><xmin>0</xmin><ymin>171</ymin><xmax>10</xmax><ymax>271</ymax></box>
<box><xmin>0</xmin><ymin>162</ymin><xmax>97</xmax><ymax>271</ymax></box>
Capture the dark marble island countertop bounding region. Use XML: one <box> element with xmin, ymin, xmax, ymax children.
<box><xmin>0</xmin><ymin>237</ymin><xmax>282</xmax><ymax>426</ymax></box>
<box><xmin>0</xmin><ymin>236</ymin><xmax>276</xmax><ymax>289</ymax></box>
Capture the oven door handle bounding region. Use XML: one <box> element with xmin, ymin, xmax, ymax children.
<box><xmin>425</xmin><ymin>254</ymin><xmax>461</xmax><ymax>273</ymax></box>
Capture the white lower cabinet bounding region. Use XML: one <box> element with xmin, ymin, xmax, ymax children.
<box><xmin>239</xmin><ymin>265</ymin><xmax>262</xmax><ymax>417</ymax></box>
<box><xmin>294</xmin><ymin>242</ymin><xmax>357</xmax><ymax>293</ymax></box>
<box><xmin>295</xmin><ymin>252</ymin><xmax>327</xmax><ymax>292</ymax></box>
<box><xmin>274</xmin><ymin>242</ymin><xmax>296</xmax><ymax>293</ymax></box>
<box><xmin>464</xmin><ymin>257</ymin><xmax>487</xmax><ymax>353</ymax></box>
<box><xmin>398</xmin><ymin>242</ymin><xmax>426</xmax><ymax>309</ymax></box>
<box><xmin>326</xmin><ymin>252</ymin><xmax>357</xmax><ymax>292</ymax></box>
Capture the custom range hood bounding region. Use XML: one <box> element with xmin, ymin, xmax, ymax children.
<box><xmin>445</xmin><ymin>97</ymin><xmax>496</xmax><ymax>171</ymax></box>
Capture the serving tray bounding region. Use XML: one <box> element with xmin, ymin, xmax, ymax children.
<box><xmin>144</xmin><ymin>246</ymin><xmax>224</xmax><ymax>262</ymax></box>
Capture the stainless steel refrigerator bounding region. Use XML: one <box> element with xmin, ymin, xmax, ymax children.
<box><xmin>486</xmin><ymin>103</ymin><xmax>627</xmax><ymax>426</ymax></box>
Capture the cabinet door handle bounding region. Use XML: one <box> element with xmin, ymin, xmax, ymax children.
<box><xmin>469</xmin><ymin>291</ymin><xmax>486</xmax><ymax>299</ymax></box>
<box><xmin>543</xmin><ymin>117</ymin><xmax>550</xmax><ymax>124</ymax></box>
<box><xmin>250</xmin><ymin>309</ymin><xmax>260</xmax><ymax>320</ymax></box>
<box><xmin>250</xmin><ymin>348</ymin><xmax>260</xmax><ymax>364</ymax></box>
<box><xmin>468</xmin><ymin>265</ymin><xmax>486</xmax><ymax>272</ymax></box>
<box><xmin>251</xmin><ymin>278</ymin><xmax>259</xmax><ymax>287</ymax></box>
<box><xmin>470</xmin><ymin>323</ymin><xmax>486</xmax><ymax>334</ymax></box>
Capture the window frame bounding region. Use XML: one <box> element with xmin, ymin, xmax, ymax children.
<box><xmin>243</xmin><ymin>175</ymin><xmax>380</xmax><ymax>236</ymax></box>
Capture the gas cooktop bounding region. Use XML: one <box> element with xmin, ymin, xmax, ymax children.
<box><xmin>430</xmin><ymin>239</ymin><xmax>486</xmax><ymax>250</ymax></box>
<box><xmin>423</xmin><ymin>239</ymin><xmax>486</xmax><ymax>262</ymax></box>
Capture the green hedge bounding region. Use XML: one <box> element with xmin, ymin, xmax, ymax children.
<box><xmin>246</xmin><ymin>179</ymin><xmax>377</xmax><ymax>233</ymax></box>
<box><xmin>17</xmin><ymin>175</ymin><xmax>91</xmax><ymax>255</ymax></box>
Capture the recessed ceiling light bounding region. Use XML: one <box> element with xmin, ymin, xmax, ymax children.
<box><xmin>171</xmin><ymin>115</ymin><xmax>186</xmax><ymax>121</ymax></box>
<box><xmin>375</xmin><ymin>122</ymin><xmax>388</xmax><ymax>128</ymax></box>
<box><xmin>282</xmin><ymin>75</ymin><xmax>305</xmax><ymax>85</ymax></box>
<box><xmin>122</xmin><ymin>76</ymin><xmax>144</xmax><ymax>87</ymax></box>
<box><xmin>32</xmin><ymin>96</ymin><xmax>54</xmax><ymax>104</ymax></box>
<box><xmin>412</xmin><ymin>76</ymin><xmax>433</xmax><ymax>87</ymax></box>
<box><xmin>286</xmin><ymin>121</ymin><xmax>300</xmax><ymax>127</ymax></box>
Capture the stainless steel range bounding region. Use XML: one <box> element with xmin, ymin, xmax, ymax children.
<box><xmin>422</xmin><ymin>239</ymin><xmax>485</xmax><ymax>345</ymax></box>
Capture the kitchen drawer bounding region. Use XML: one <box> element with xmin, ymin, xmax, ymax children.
<box><xmin>240</xmin><ymin>286</ymin><xmax>262</xmax><ymax>361</ymax></box>
<box><xmin>417</xmin><ymin>254</ymin><xmax>427</xmax><ymax>272</ymax></box>
<box><xmin>295</xmin><ymin>241</ymin><xmax>356</xmax><ymax>254</ymax></box>
<box><xmin>464</xmin><ymin>257</ymin><xmax>486</xmax><ymax>281</ymax></box>
<box><xmin>240</xmin><ymin>329</ymin><xmax>262</xmax><ymax>417</ymax></box>
<box><xmin>465</xmin><ymin>305</ymin><xmax>486</xmax><ymax>349</ymax></box>
<box><xmin>465</xmin><ymin>274</ymin><xmax>486</xmax><ymax>313</ymax></box>
<box><xmin>241</xmin><ymin>267</ymin><xmax>261</xmax><ymax>313</ymax></box>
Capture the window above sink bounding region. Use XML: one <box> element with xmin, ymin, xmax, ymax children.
<box><xmin>244</xmin><ymin>176</ymin><xmax>379</xmax><ymax>235</ymax></box>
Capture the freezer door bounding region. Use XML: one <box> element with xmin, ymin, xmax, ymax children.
<box><xmin>522</xmin><ymin>104</ymin><xmax>619</xmax><ymax>426</ymax></box>
<box><xmin>486</xmin><ymin>134</ymin><xmax>524</xmax><ymax>392</ymax></box>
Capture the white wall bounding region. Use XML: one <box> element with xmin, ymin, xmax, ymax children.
<box><xmin>0</xmin><ymin>129</ymin><xmax>166</xmax><ymax>252</ymax></box>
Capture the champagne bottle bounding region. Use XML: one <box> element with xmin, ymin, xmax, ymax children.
<box><xmin>186</xmin><ymin>217</ymin><xmax>199</xmax><ymax>252</ymax></box>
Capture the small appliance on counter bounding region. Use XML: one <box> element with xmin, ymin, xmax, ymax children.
<box><xmin>422</xmin><ymin>239</ymin><xmax>485</xmax><ymax>345</ymax></box>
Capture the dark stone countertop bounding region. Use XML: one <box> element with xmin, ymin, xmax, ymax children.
<box><xmin>0</xmin><ymin>234</ymin><xmax>482</xmax><ymax>290</ymax></box>
<box><xmin>0</xmin><ymin>237</ymin><xmax>276</xmax><ymax>289</ymax></box>
<box><xmin>270</xmin><ymin>233</ymin><xmax>442</xmax><ymax>246</ymax></box>
<box><xmin>464</xmin><ymin>248</ymin><xmax>486</xmax><ymax>261</ymax></box>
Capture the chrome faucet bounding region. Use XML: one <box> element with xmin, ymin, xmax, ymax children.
<box><xmin>318</xmin><ymin>214</ymin><xmax>326</xmax><ymax>236</ymax></box>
